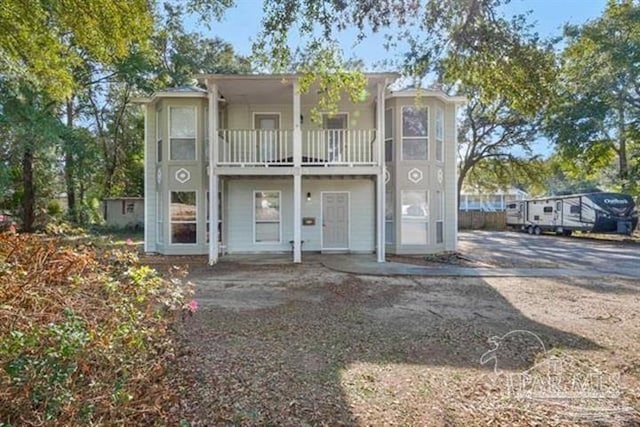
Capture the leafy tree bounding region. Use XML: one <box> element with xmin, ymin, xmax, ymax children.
<box><xmin>543</xmin><ymin>154</ymin><xmax>604</xmax><ymax>195</ymax></box>
<box><xmin>545</xmin><ymin>0</ymin><xmax>640</xmax><ymax>195</ymax></box>
<box><xmin>0</xmin><ymin>0</ymin><xmax>153</xmax><ymax>100</ymax></box>
<box><xmin>457</xmin><ymin>90</ymin><xmax>542</xmax><ymax>203</ymax></box>
<box><xmin>153</xmin><ymin>4</ymin><xmax>252</xmax><ymax>88</ymax></box>
<box><xmin>0</xmin><ymin>83</ymin><xmax>64</xmax><ymax>230</ymax></box>
<box><xmin>254</xmin><ymin>0</ymin><xmax>556</xmax><ymax>116</ymax></box>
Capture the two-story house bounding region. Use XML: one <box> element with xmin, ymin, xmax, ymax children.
<box><xmin>136</xmin><ymin>73</ymin><xmax>465</xmax><ymax>264</ymax></box>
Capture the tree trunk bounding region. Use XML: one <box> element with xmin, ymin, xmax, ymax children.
<box><xmin>22</xmin><ymin>146</ymin><xmax>35</xmax><ymax>232</ymax></box>
<box><xmin>457</xmin><ymin>164</ymin><xmax>471</xmax><ymax>210</ymax></box>
<box><xmin>617</xmin><ymin>100</ymin><xmax>628</xmax><ymax>189</ymax></box>
<box><xmin>65</xmin><ymin>97</ymin><xmax>77</xmax><ymax>223</ymax></box>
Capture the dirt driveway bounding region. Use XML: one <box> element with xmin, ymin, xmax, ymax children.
<box><xmin>172</xmin><ymin>260</ymin><xmax>640</xmax><ymax>426</ymax></box>
<box><xmin>459</xmin><ymin>230</ymin><xmax>640</xmax><ymax>276</ymax></box>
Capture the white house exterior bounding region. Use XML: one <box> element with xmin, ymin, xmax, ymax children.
<box><xmin>460</xmin><ymin>187</ymin><xmax>529</xmax><ymax>212</ymax></box>
<box><xmin>136</xmin><ymin>74</ymin><xmax>465</xmax><ymax>263</ymax></box>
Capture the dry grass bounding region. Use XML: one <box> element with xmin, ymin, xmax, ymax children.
<box><xmin>173</xmin><ymin>265</ymin><xmax>640</xmax><ymax>425</ymax></box>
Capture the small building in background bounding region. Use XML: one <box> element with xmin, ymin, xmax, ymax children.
<box><xmin>460</xmin><ymin>187</ymin><xmax>528</xmax><ymax>212</ymax></box>
<box><xmin>102</xmin><ymin>197</ymin><xmax>144</xmax><ymax>229</ymax></box>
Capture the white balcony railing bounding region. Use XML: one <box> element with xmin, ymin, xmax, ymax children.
<box><xmin>218</xmin><ymin>129</ymin><xmax>293</xmax><ymax>165</ymax></box>
<box><xmin>216</xmin><ymin>128</ymin><xmax>376</xmax><ymax>166</ymax></box>
<box><xmin>303</xmin><ymin>129</ymin><xmax>376</xmax><ymax>165</ymax></box>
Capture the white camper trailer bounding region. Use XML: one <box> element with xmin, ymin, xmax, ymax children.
<box><xmin>506</xmin><ymin>192</ymin><xmax>638</xmax><ymax>236</ymax></box>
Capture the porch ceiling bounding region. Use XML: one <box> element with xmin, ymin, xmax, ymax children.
<box><xmin>198</xmin><ymin>73</ymin><xmax>399</xmax><ymax>105</ymax></box>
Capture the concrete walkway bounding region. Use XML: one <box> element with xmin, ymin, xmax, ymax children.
<box><xmin>318</xmin><ymin>254</ymin><xmax>616</xmax><ymax>278</ymax></box>
<box><xmin>218</xmin><ymin>253</ymin><xmax>635</xmax><ymax>278</ymax></box>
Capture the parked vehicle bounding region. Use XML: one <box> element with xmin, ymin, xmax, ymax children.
<box><xmin>506</xmin><ymin>192</ymin><xmax>638</xmax><ymax>236</ymax></box>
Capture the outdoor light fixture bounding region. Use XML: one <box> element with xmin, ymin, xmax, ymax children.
<box><xmin>306</xmin><ymin>192</ymin><xmax>311</xmax><ymax>202</ymax></box>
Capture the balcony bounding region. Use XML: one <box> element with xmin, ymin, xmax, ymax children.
<box><xmin>217</xmin><ymin>129</ymin><xmax>377</xmax><ymax>167</ymax></box>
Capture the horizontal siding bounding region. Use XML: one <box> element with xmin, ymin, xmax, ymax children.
<box><xmin>225</xmin><ymin>178</ymin><xmax>375</xmax><ymax>253</ymax></box>
<box><xmin>226</xmin><ymin>103</ymin><xmax>375</xmax><ymax>131</ymax></box>
<box><xmin>302</xmin><ymin>179</ymin><xmax>375</xmax><ymax>252</ymax></box>
<box><xmin>227</xmin><ymin>180</ymin><xmax>293</xmax><ymax>252</ymax></box>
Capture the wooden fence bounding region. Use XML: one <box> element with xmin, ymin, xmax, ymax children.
<box><xmin>458</xmin><ymin>211</ymin><xmax>507</xmax><ymax>230</ymax></box>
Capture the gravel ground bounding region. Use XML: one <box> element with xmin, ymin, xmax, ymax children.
<box><xmin>165</xmin><ymin>261</ymin><xmax>640</xmax><ymax>426</ymax></box>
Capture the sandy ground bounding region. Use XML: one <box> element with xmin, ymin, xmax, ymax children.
<box><xmin>165</xmin><ymin>260</ymin><xmax>640</xmax><ymax>426</ymax></box>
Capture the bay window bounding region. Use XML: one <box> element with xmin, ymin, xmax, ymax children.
<box><xmin>401</xmin><ymin>106</ymin><xmax>428</xmax><ymax>160</ymax></box>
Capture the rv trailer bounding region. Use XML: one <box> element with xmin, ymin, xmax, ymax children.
<box><xmin>506</xmin><ymin>192</ymin><xmax>638</xmax><ymax>236</ymax></box>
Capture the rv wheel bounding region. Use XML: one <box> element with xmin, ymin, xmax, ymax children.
<box><xmin>527</xmin><ymin>226</ymin><xmax>534</xmax><ymax>235</ymax></box>
<box><xmin>533</xmin><ymin>226</ymin><xmax>542</xmax><ymax>235</ymax></box>
<box><xmin>562</xmin><ymin>230</ymin><xmax>572</xmax><ymax>237</ymax></box>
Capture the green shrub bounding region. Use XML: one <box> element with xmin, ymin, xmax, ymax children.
<box><xmin>0</xmin><ymin>230</ymin><xmax>194</xmax><ymax>425</ymax></box>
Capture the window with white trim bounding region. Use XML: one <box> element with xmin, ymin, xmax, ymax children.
<box><xmin>401</xmin><ymin>190</ymin><xmax>429</xmax><ymax>245</ymax></box>
<box><xmin>169</xmin><ymin>106</ymin><xmax>197</xmax><ymax>161</ymax></box>
<box><xmin>435</xmin><ymin>190</ymin><xmax>444</xmax><ymax>244</ymax></box>
<box><xmin>206</xmin><ymin>191</ymin><xmax>222</xmax><ymax>243</ymax></box>
<box><xmin>385</xmin><ymin>108</ymin><xmax>393</xmax><ymax>163</ymax></box>
<box><xmin>401</xmin><ymin>106</ymin><xmax>428</xmax><ymax>160</ymax></box>
<box><xmin>435</xmin><ymin>108</ymin><xmax>444</xmax><ymax>162</ymax></box>
<box><xmin>254</xmin><ymin>191</ymin><xmax>281</xmax><ymax>243</ymax></box>
<box><xmin>156</xmin><ymin>191</ymin><xmax>163</xmax><ymax>244</ymax></box>
<box><xmin>156</xmin><ymin>107</ymin><xmax>163</xmax><ymax>162</ymax></box>
<box><xmin>170</xmin><ymin>191</ymin><xmax>197</xmax><ymax>244</ymax></box>
<box><xmin>385</xmin><ymin>190</ymin><xmax>394</xmax><ymax>244</ymax></box>
<box><xmin>204</xmin><ymin>106</ymin><xmax>209</xmax><ymax>160</ymax></box>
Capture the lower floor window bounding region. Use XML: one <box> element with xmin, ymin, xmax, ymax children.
<box><xmin>254</xmin><ymin>191</ymin><xmax>281</xmax><ymax>243</ymax></box>
<box><xmin>401</xmin><ymin>190</ymin><xmax>429</xmax><ymax>245</ymax></box>
<box><xmin>171</xmin><ymin>191</ymin><xmax>197</xmax><ymax>244</ymax></box>
<box><xmin>385</xmin><ymin>221</ymin><xmax>394</xmax><ymax>244</ymax></box>
<box><xmin>206</xmin><ymin>191</ymin><xmax>223</xmax><ymax>243</ymax></box>
<box><xmin>436</xmin><ymin>190</ymin><xmax>444</xmax><ymax>244</ymax></box>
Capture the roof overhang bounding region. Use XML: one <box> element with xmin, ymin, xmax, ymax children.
<box><xmin>387</xmin><ymin>89</ymin><xmax>467</xmax><ymax>105</ymax></box>
<box><xmin>132</xmin><ymin>90</ymin><xmax>207</xmax><ymax>105</ymax></box>
<box><xmin>195</xmin><ymin>72</ymin><xmax>401</xmax><ymax>105</ymax></box>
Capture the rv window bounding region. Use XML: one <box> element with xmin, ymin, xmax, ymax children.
<box><xmin>556</xmin><ymin>202</ymin><xmax>561</xmax><ymax>211</ymax></box>
<box><xmin>507</xmin><ymin>203</ymin><xmax>517</xmax><ymax>209</ymax></box>
<box><xmin>543</xmin><ymin>206</ymin><xmax>553</xmax><ymax>213</ymax></box>
<box><xmin>570</xmin><ymin>205</ymin><xmax>580</xmax><ymax>214</ymax></box>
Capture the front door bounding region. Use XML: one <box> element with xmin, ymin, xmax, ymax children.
<box><xmin>254</xmin><ymin>114</ymin><xmax>280</xmax><ymax>162</ymax></box>
<box><xmin>322</xmin><ymin>192</ymin><xmax>349</xmax><ymax>249</ymax></box>
<box><xmin>323</xmin><ymin>113</ymin><xmax>347</xmax><ymax>162</ymax></box>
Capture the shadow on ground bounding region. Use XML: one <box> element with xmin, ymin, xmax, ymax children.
<box><xmin>164</xmin><ymin>260</ymin><xmax>622</xmax><ymax>426</ymax></box>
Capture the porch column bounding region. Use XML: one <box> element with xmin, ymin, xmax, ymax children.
<box><xmin>142</xmin><ymin>104</ymin><xmax>151</xmax><ymax>253</ymax></box>
<box><xmin>208</xmin><ymin>81</ymin><xmax>219</xmax><ymax>265</ymax></box>
<box><xmin>376</xmin><ymin>81</ymin><xmax>386</xmax><ymax>263</ymax></box>
<box><xmin>292</xmin><ymin>80</ymin><xmax>302</xmax><ymax>263</ymax></box>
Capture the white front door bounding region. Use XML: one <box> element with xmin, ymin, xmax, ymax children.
<box><xmin>254</xmin><ymin>114</ymin><xmax>280</xmax><ymax>162</ymax></box>
<box><xmin>322</xmin><ymin>192</ymin><xmax>349</xmax><ymax>249</ymax></box>
<box><xmin>323</xmin><ymin>113</ymin><xmax>347</xmax><ymax>162</ymax></box>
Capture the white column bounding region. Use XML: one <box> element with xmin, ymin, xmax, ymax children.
<box><xmin>208</xmin><ymin>81</ymin><xmax>219</xmax><ymax>265</ymax></box>
<box><xmin>292</xmin><ymin>80</ymin><xmax>302</xmax><ymax>262</ymax></box>
<box><xmin>143</xmin><ymin>104</ymin><xmax>150</xmax><ymax>253</ymax></box>
<box><xmin>452</xmin><ymin>104</ymin><xmax>459</xmax><ymax>251</ymax></box>
<box><xmin>376</xmin><ymin>81</ymin><xmax>386</xmax><ymax>263</ymax></box>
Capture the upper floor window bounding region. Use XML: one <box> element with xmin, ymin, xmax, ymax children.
<box><xmin>401</xmin><ymin>106</ymin><xmax>428</xmax><ymax>160</ymax></box>
<box><xmin>435</xmin><ymin>108</ymin><xmax>444</xmax><ymax>162</ymax></box>
<box><xmin>170</xmin><ymin>106</ymin><xmax>197</xmax><ymax>161</ymax></box>
<box><xmin>156</xmin><ymin>107</ymin><xmax>163</xmax><ymax>162</ymax></box>
<box><xmin>385</xmin><ymin>108</ymin><xmax>393</xmax><ymax>163</ymax></box>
